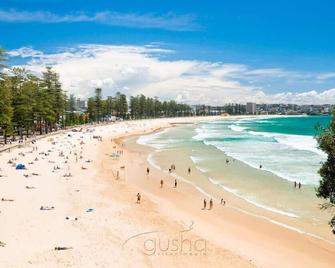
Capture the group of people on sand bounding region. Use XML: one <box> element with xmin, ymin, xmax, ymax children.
<box><xmin>203</xmin><ymin>198</ymin><xmax>213</xmax><ymax>210</ymax></box>
<box><xmin>168</xmin><ymin>164</ymin><xmax>176</xmax><ymax>173</ymax></box>
<box><xmin>294</xmin><ymin>181</ymin><xmax>302</xmax><ymax>189</ymax></box>
<box><xmin>141</xmin><ymin>167</ymin><xmax>228</xmax><ymax>211</ymax></box>
<box><xmin>202</xmin><ymin>198</ymin><xmax>226</xmax><ymax>210</ymax></box>
<box><xmin>158</xmin><ymin>178</ymin><xmax>178</xmax><ymax>188</ymax></box>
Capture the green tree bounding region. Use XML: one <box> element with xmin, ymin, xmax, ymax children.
<box><xmin>316</xmin><ymin>108</ymin><xmax>335</xmax><ymax>234</ymax></box>
<box><xmin>115</xmin><ymin>91</ymin><xmax>128</xmax><ymax>118</ymax></box>
<box><xmin>94</xmin><ymin>88</ymin><xmax>103</xmax><ymax>121</ymax></box>
<box><xmin>87</xmin><ymin>97</ymin><xmax>96</xmax><ymax>122</ymax></box>
<box><xmin>0</xmin><ymin>48</ymin><xmax>13</xmax><ymax>143</ymax></box>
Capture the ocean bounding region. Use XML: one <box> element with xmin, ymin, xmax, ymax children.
<box><xmin>136</xmin><ymin>115</ymin><xmax>333</xmax><ymax>240</ymax></box>
<box><xmin>193</xmin><ymin>115</ymin><xmax>329</xmax><ymax>185</ymax></box>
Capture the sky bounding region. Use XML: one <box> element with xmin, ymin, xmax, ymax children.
<box><xmin>1</xmin><ymin>0</ymin><xmax>335</xmax><ymax>104</ymax></box>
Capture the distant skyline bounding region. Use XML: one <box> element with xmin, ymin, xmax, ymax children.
<box><xmin>1</xmin><ymin>0</ymin><xmax>335</xmax><ymax>104</ymax></box>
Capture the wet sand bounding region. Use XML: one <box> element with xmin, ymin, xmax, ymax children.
<box><xmin>0</xmin><ymin>116</ymin><xmax>334</xmax><ymax>267</ymax></box>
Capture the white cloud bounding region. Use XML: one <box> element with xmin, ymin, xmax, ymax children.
<box><xmin>316</xmin><ymin>72</ymin><xmax>335</xmax><ymax>80</ymax></box>
<box><xmin>8</xmin><ymin>44</ymin><xmax>335</xmax><ymax>105</ymax></box>
<box><xmin>0</xmin><ymin>9</ymin><xmax>199</xmax><ymax>31</ymax></box>
<box><xmin>7</xmin><ymin>47</ymin><xmax>43</xmax><ymax>58</ymax></box>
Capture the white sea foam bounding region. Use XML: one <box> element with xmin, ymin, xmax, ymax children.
<box><xmin>190</xmin><ymin>155</ymin><xmax>203</xmax><ymax>164</ymax></box>
<box><xmin>195</xmin><ymin>166</ymin><xmax>209</xmax><ymax>173</ymax></box>
<box><xmin>207</xmin><ymin>177</ymin><xmax>298</xmax><ymax>218</ymax></box>
<box><xmin>136</xmin><ymin>128</ymin><xmax>171</xmax><ymax>149</ymax></box>
<box><xmin>147</xmin><ymin>153</ymin><xmax>162</xmax><ymax>171</ymax></box>
<box><xmin>203</xmin><ymin>139</ymin><xmax>320</xmax><ymax>185</ymax></box>
<box><xmin>146</xmin><ymin>153</ymin><xmax>335</xmax><ymax>246</ymax></box>
<box><xmin>192</xmin><ymin>128</ymin><xmax>223</xmax><ymax>140</ymax></box>
<box><xmin>228</xmin><ymin>124</ymin><xmax>247</xmax><ymax>132</ymax></box>
<box><xmin>248</xmin><ymin>131</ymin><xmax>325</xmax><ymax>156</ymax></box>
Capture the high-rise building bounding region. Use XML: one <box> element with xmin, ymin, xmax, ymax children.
<box><xmin>75</xmin><ymin>98</ymin><xmax>86</xmax><ymax>111</ymax></box>
<box><xmin>246</xmin><ymin>102</ymin><xmax>256</xmax><ymax>114</ymax></box>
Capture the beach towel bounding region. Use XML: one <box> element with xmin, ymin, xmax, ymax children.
<box><xmin>16</xmin><ymin>163</ymin><xmax>25</xmax><ymax>170</ymax></box>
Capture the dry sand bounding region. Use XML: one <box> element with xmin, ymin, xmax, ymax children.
<box><xmin>0</xmin><ymin>116</ymin><xmax>334</xmax><ymax>267</ymax></box>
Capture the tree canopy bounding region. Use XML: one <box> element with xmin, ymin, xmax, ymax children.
<box><xmin>316</xmin><ymin>108</ymin><xmax>335</xmax><ymax>234</ymax></box>
<box><xmin>0</xmin><ymin>47</ymin><xmax>194</xmax><ymax>143</ymax></box>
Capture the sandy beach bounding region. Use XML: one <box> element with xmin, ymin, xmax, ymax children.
<box><xmin>1</xmin><ymin>116</ymin><xmax>335</xmax><ymax>268</ymax></box>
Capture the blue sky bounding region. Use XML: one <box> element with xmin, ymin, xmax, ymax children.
<box><xmin>1</xmin><ymin>0</ymin><xmax>335</xmax><ymax>104</ymax></box>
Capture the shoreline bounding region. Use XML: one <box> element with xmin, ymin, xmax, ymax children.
<box><xmin>121</xmin><ymin>124</ymin><xmax>335</xmax><ymax>267</ymax></box>
<box><xmin>0</xmin><ymin>115</ymin><xmax>334</xmax><ymax>267</ymax></box>
<box><xmin>131</xmin><ymin>122</ymin><xmax>335</xmax><ymax>244</ymax></box>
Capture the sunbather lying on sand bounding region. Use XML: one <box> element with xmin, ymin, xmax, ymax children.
<box><xmin>25</xmin><ymin>186</ymin><xmax>36</xmax><ymax>189</ymax></box>
<box><xmin>40</xmin><ymin>206</ymin><xmax>55</xmax><ymax>210</ymax></box>
<box><xmin>65</xmin><ymin>216</ymin><xmax>78</xmax><ymax>221</ymax></box>
<box><xmin>1</xmin><ymin>198</ymin><xmax>14</xmax><ymax>202</ymax></box>
<box><xmin>54</xmin><ymin>247</ymin><xmax>72</xmax><ymax>251</ymax></box>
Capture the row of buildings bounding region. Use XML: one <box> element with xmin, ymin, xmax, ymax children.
<box><xmin>191</xmin><ymin>103</ymin><xmax>332</xmax><ymax>116</ymax></box>
<box><xmin>70</xmin><ymin>98</ymin><xmax>332</xmax><ymax>116</ymax></box>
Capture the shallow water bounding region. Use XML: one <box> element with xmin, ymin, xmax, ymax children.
<box><xmin>136</xmin><ymin>116</ymin><xmax>335</xmax><ymax>241</ymax></box>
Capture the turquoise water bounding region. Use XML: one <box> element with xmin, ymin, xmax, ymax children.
<box><xmin>193</xmin><ymin>115</ymin><xmax>330</xmax><ymax>185</ymax></box>
<box><xmin>136</xmin><ymin>115</ymin><xmax>334</xmax><ymax>238</ymax></box>
<box><xmin>138</xmin><ymin>115</ymin><xmax>330</xmax><ymax>185</ymax></box>
<box><xmin>236</xmin><ymin>116</ymin><xmax>330</xmax><ymax>136</ymax></box>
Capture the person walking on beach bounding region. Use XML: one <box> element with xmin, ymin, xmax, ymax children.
<box><xmin>174</xmin><ymin>179</ymin><xmax>178</xmax><ymax>188</ymax></box>
<box><xmin>221</xmin><ymin>198</ymin><xmax>226</xmax><ymax>206</ymax></box>
<box><xmin>298</xmin><ymin>182</ymin><xmax>301</xmax><ymax>189</ymax></box>
<box><xmin>137</xmin><ymin>193</ymin><xmax>141</xmax><ymax>204</ymax></box>
<box><xmin>188</xmin><ymin>167</ymin><xmax>191</xmax><ymax>174</ymax></box>
<box><xmin>209</xmin><ymin>198</ymin><xmax>213</xmax><ymax>210</ymax></box>
<box><xmin>294</xmin><ymin>181</ymin><xmax>297</xmax><ymax>188</ymax></box>
<box><xmin>203</xmin><ymin>199</ymin><xmax>207</xmax><ymax>210</ymax></box>
<box><xmin>146</xmin><ymin>167</ymin><xmax>150</xmax><ymax>175</ymax></box>
<box><xmin>160</xmin><ymin>179</ymin><xmax>164</xmax><ymax>188</ymax></box>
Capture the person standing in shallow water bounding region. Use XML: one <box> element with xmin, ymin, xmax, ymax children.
<box><xmin>188</xmin><ymin>167</ymin><xmax>191</xmax><ymax>174</ymax></box>
<box><xmin>294</xmin><ymin>181</ymin><xmax>297</xmax><ymax>188</ymax></box>
<box><xmin>174</xmin><ymin>179</ymin><xmax>177</xmax><ymax>188</ymax></box>
<box><xmin>298</xmin><ymin>182</ymin><xmax>301</xmax><ymax>189</ymax></box>
<box><xmin>160</xmin><ymin>179</ymin><xmax>164</xmax><ymax>188</ymax></box>
<box><xmin>209</xmin><ymin>199</ymin><xmax>213</xmax><ymax>210</ymax></box>
<box><xmin>136</xmin><ymin>193</ymin><xmax>141</xmax><ymax>204</ymax></box>
<box><xmin>146</xmin><ymin>167</ymin><xmax>150</xmax><ymax>175</ymax></box>
<box><xmin>203</xmin><ymin>199</ymin><xmax>207</xmax><ymax>209</ymax></box>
